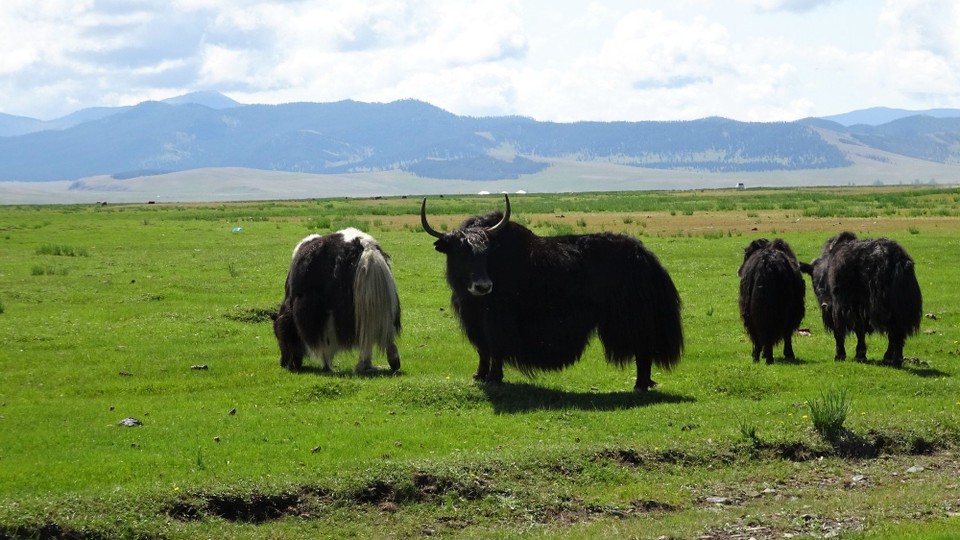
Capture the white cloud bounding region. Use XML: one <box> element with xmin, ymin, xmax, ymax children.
<box><xmin>744</xmin><ymin>0</ymin><xmax>841</xmax><ymax>13</ymax></box>
<box><xmin>1</xmin><ymin>0</ymin><xmax>959</xmax><ymax>121</ymax></box>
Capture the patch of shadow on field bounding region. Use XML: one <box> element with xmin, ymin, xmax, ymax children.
<box><xmin>224</xmin><ymin>306</ymin><xmax>276</xmax><ymax>324</ymax></box>
<box><xmin>0</xmin><ymin>523</ymin><xmax>120</xmax><ymax>540</ymax></box>
<box><xmin>898</xmin><ymin>358</ymin><xmax>949</xmax><ymax>379</ymax></box>
<box><xmin>167</xmin><ymin>468</ymin><xmax>496</xmax><ymax>524</ymax></box>
<box><xmin>482</xmin><ymin>382</ymin><xmax>694</xmax><ymax>414</ymax></box>
<box><xmin>536</xmin><ymin>495</ymin><xmax>679</xmax><ymax>525</ymax></box>
<box><xmin>168</xmin><ymin>489</ymin><xmax>321</xmax><ymax>524</ymax></box>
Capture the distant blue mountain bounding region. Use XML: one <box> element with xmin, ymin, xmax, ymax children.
<box><xmin>819</xmin><ymin>107</ymin><xmax>960</xmax><ymax>127</ymax></box>
<box><xmin>0</xmin><ymin>98</ymin><xmax>852</xmax><ymax>182</ymax></box>
<box><xmin>3</xmin><ymin>95</ymin><xmax>960</xmax><ymax>182</ymax></box>
<box><xmin>162</xmin><ymin>90</ymin><xmax>242</xmax><ymax>109</ymax></box>
<box><xmin>0</xmin><ymin>91</ymin><xmax>240</xmax><ymax>137</ymax></box>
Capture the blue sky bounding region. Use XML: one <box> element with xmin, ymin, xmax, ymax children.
<box><xmin>1</xmin><ymin>0</ymin><xmax>958</xmax><ymax>122</ymax></box>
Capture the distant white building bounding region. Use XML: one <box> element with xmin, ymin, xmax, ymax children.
<box><xmin>478</xmin><ymin>190</ymin><xmax>491</xmax><ymax>195</ymax></box>
<box><xmin>735</xmin><ymin>182</ymin><xmax>745</xmax><ymax>190</ymax></box>
<box><xmin>516</xmin><ymin>190</ymin><xmax>527</xmax><ymax>194</ymax></box>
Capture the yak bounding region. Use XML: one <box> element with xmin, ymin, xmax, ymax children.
<box><xmin>273</xmin><ymin>228</ymin><xmax>401</xmax><ymax>373</ymax></box>
<box><xmin>799</xmin><ymin>231</ymin><xmax>922</xmax><ymax>367</ymax></box>
<box><xmin>421</xmin><ymin>195</ymin><xmax>683</xmax><ymax>392</ymax></box>
<box><xmin>737</xmin><ymin>238</ymin><xmax>806</xmax><ymax>364</ymax></box>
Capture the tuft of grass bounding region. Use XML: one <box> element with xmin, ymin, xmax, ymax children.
<box><xmin>736</xmin><ymin>417</ymin><xmax>760</xmax><ymax>444</ymax></box>
<box><xmin>35</xmin><ymin>244</ymin><xmax>89</xmax><ymax>257</ymax></box>
<box><xmin>0</xmin><ymin>297</ymin><xmax>4</xmax><ymax>315</ymax></box>
<box><xmin>808</xmin><ymin>388</ymin><xmax>851</xmax><ymax>442</ymax></box>
<box><xmin>31</xmin><ymin>265</ymin><xmax>68</xmax><ymax>276</ymax></box>
<box><xmin>909</xmin><ymin>226</ymin><xmax>920</xmax><ymax>234</ymax></box>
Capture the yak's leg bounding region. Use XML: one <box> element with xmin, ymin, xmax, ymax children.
<box><xmin>354</xmin><ymin>348</ymin><xmax>374</xmax><ymax>373</ymax></box>
<box><xmin>386</xmin><ymin>342</ymin><xmax>401</xmax><ymax>372</ymax></box>
<box><xmin>853</xmin><ymin>330</ymin><xmax>868</xmax><ymax>362</ymax></box>
<box><xmin>634</xmin><ymin>357</ymin><xmax>656</xmax><ymax>392</ymax></box>
<box><xmin>473</xmin><ymin>351</ymin><xmax>491</xmax><ymax>382</ymax></box>
<box><xmin>833</xmin><ymin>329</ymin><xmax>847</xmax><ymax>361</ymax></box>
<box><xmin>321</xmin><ymin>351</ymin><xmax>334</xmax><ymax>373</ymax></box>
<box><xmin>751</xmin><ymin>342</ymin><xmax>762</xmax><ymax>363</ymax></box>
<box><xmin>485</xmin><ymin>357</ymin><xmax>505</xmax><ymax>386</ymax></box>
<box><xmin>762</xmin><ymin>343</ymin><xmax>775</xmax><ymax>365</ymax></box>
<box><xmin>883</xmin><ymin>332</ymin><xmax>906</xmax><ymax>367</ymax></box>
<box><xmin>783</xmin><ymin>334</ymin><xmax>796</xmax><ymax>361</ymax></box>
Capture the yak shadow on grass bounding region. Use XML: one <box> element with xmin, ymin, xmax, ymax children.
<box><xmin>294</xmin><ymin>365</ymin><xmax>403</xmax><ymax>379</ymax></box>
<box><xmin>898</xmin><ymin>357</ymin><xmax>950</xmax><ymax>378</ymax></box>
<box><xmin>840</xmin><ymin>357</ymin><xmax>949</xmax><ymax>379</ymax></box>
<box><xmin>481</xmin><ymin>381</ymin><xmax>695</xmax><ymax>414</ymax></box>
<box><xmin>768</xmin><ymin>355</ymin><xmax>810</xmax><ymax>366</ymax></box>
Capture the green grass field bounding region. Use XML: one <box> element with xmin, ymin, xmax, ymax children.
<box><xmin>1</xmin><ymin>186</ymin><xmax>959</xmax><ymax>539</ymax></box>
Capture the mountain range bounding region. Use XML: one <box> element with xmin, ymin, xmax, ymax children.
<box><xmin>1</xmin><ymin>91</ymin><xmax>959</xmax><ymax>202</ymax></box>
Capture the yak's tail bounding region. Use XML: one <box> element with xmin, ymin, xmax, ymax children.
<box><xmin>887</xmin><ymin>259</ymin><xmax>923</xmax><ymax>337</ymax></box>
<box><xmin>353</xmin><ymin>237</ymin><xmax>401</xmax><ymax>354</ymax></box>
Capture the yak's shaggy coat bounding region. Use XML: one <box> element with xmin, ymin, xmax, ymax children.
<box><xmin>422</xmin><ymin>196</ymin><xmax>683</xmax><ymax>392</ymax></box>
<box><xmin>800</xmin><ymin>231</ymin><xmax>922</xmax><ymax>366</ymax></box>
<box><xmin>273</xmin><ymin>228</ymin><xmax>401</xmax><ymax>372</ymax></box>
<box><xmin>737</xmin><ymin>238</ymin><xmax>806</xmax><ymax>364</ymax></box>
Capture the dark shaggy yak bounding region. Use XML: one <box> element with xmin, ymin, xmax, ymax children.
<box><xmin>421</xmin><ymin>195</ymin><xmax>683</xmax><ymax>392</ymax></box>
<box><xmin>799</xmin><ymin>231</ymin><xmax>922</xmax><ymax>366</ymax></box>
<box><xmin>273</xmin><ymin>228</ymin><xmax>401</xmax><ymax>372</ymax></box>
<box><xmin>737</xmin><ymin>238</ymin><xmax>806</xmax><ymax>364</ymax></box>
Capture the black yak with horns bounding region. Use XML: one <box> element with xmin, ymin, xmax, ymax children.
<box><xmin>800</xmin><ymin>231</ymin><xmax>922</xmax><ymax>366</ymax></box>
<box><xmin>737</xmin><ymin>238</ymin><xmax>806</xmax><ymax>364</ymax></box>
<box><xmin>421</xmin><ymin>195</ymin><xmax>683</xmax><ymax>392</ymax></box>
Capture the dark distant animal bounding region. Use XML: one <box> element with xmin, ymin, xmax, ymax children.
<box><xmin>421</xmin><ymin>195</ymin><xmax>683</xmax><ymax>392</ymax></box>
<box><xmin>737</xmin><ymin>238</ymin><xmax>806</xmax><ymax>364</ymax></box>
<box><xmin>799</xmin><ymin>232</ymin><xmax>922</xmax><ymax>366</ymax></box>
<box><xmin>273</xmin><ymin>228</ymin><xmax>401</xmax><ymax>372</ymax></box>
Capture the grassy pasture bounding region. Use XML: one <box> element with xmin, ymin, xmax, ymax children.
<box><xmin>1</xmin><ymin>186</ymin><xmax>959</xmax><ymax>538</ymax></box>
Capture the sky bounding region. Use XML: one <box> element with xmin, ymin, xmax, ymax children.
<box><xmin>1</xmin><ymin>0</ymin><xmax>959</xmax><ymax>123</ymax></box>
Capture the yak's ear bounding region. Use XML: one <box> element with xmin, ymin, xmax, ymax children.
<box><xmin>433</xmin><ymin>238</ymin><xmax>449</xmax><ymax>253</ymax></box>
<box><xmin>799</xmin><ymin>262</ymin><xmax>814</xmax><ymax>275</ymax></box>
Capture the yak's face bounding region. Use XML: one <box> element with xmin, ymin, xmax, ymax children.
<box><xmin>434</xmin><ymin>229</ymin><xmax>495</xmax><ymax>296</ymax></box>
<box><xmin>421</xmin><ymin>195</ymin><xmax>512</xmax><ymax>297</ymax></box>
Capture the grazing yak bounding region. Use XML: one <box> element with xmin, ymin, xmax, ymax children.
<box><xmin>421</xmin><ymin>195</ymin><xmax>683</xmax><ymax>392</ymax></box>
<box><xmin>800</xmin><ymin>231</ymin><xmax>922</xmax><ymax>366</ymax></box>
<box><xmin>737</xmin><ymin>238</ymin><xmax>806</xmax><ymax>364</ymax></box>
<box><xmin>273</xmin><ymin>228</ymin><xmax>401</xmax><ymax>373</ymax></box>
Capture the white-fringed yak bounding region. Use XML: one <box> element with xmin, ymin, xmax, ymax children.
<box><xmin>273</xmin><ymin>228</ymin><xmax>401</xmax><ymax>372</ymax></box>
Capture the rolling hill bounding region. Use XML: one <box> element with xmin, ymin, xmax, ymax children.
<box><xmin>1</xmin><ymin>93</ymin><xmax>959</xmax><ymax>203</ymax></box>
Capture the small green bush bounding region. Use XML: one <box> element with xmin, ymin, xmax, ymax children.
<box><xmin>809</xmin><ymin>388</ymin><xmax>851</xmax><ymax>442</ymax></box>
<box><xmin>35</xmin><ymin>244</ymin><xmax>89</xmax><ymax>257</ymax></box>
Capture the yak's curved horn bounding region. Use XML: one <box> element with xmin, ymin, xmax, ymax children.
<box><xmin>486</xmin><ymin>194</ymin><xmax>511</xmax><ymax>235</ymax></box>
<box><xmin>420</xmin><ymin>198</ymin><xmax>444</xmax><ymax>238</ymax></box>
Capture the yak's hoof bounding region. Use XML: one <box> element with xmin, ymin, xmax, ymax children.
<box><xmin>854</xmin><ymin>355</ymin><xmax>868</xmax><ymax>363</ymax></box>
<box><xmin>634</xmin><ymin>380</ymin><xmax>658</xmax><ymax>393</ymax></box>
<box><xmin>388</xmin><ymin>357</ymin><xmax>401</xmax><ymax>372</ymax></box>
